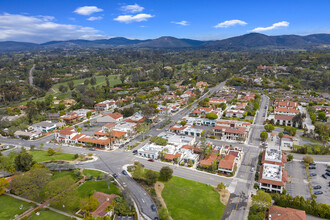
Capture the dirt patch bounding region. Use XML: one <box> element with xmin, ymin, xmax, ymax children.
<box><xmin>214</xmin><ymin>188</ymin><xmax>230</xmax><ymax>205</ymax></box>
<box><xmin>155</xmin><ymin>181</ymin><xmax>173</xmax><ymax>220</ymax></box>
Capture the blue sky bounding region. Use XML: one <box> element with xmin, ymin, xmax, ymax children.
<box><xmin>0</xmin><ymin>0</ymin><xmax>329</xmax><ymax>43</ymax></box>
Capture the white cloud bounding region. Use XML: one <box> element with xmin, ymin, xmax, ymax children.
<box><xmin>74</xmin><ymin>6</ymin><xmax>103</xmax><ymax>16</ymax></box>
<box><xmin>252</xmin><ymin>21</ymin><xmax>289</xmax><ymax>32</ymax></box>
<box><xmin>0</xmin><ymin>13</ymin><xmax>106</xmax><ymax>43</ymax></box>
<box><xmin>171</xmin><ymin>20</ymin><xmax>189</xmax><ymax>26</ymax></box>
<box><xmin>114</xmin><ymin>13</ymin><xmax>154</xmax><ymax>23</ymax></box>
<box><xmin>87</xmin><ymin>16</ymin><xmax>103</xmax><ymax>21</ymax></box>
<box><xmin>214</xmin><ymin>19</ymin><xmax>247</xmax><ymax>28</ymax></box>
<box><xmin>121</xmin><ymin>4</ymin><xmax>144</xmax><ymax>13</ymax></box>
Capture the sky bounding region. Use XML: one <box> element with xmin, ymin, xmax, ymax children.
<box><xmin>0</xmin><ymin>0</ymin><xmax>329</xmax><ymax>43</ymax></box>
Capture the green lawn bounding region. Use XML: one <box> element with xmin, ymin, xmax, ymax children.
<box><xmin>82</xmin><ymin>169</ymin><xmax>105</xmax><ymax>177</ymax></box>
<box><xmin>51</xmin><ymin>171</ymin><xmax>79</xmax><ymax>181</ymax></box>
<box><xmin>29</xmin><ymin>150</ymin><xmax>76</xmax><ymax>162</ymax></box>
<box><xmin>52</xmin><ymin>75</ymin><xmax>121</xmax><ymax>94</ymax></box>
<box><xmin>162</xmin><ymin>176</ymin><xmax>225</xmax><ymax>220</ymax></box>
<box><xmin>27</xmin><ymin>210</ymin><xmax>70</xmax><ymax>220</ymax></box>
<box><xmin>0</xmin><ymin>195</ymin><xmax>35</xmax><ymax>220</ymax></box>
<box><xmin>78</xmin><ymin>180</ymin><xmax>121</xmax><ymax>198</ymax></box>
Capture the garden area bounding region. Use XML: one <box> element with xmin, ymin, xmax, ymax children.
<box><xmin>292</xmin><ymin>144</ymin><xmax>330</xmax><ymax>155</ymax></box>
<box><xmin>27</xmin><ymin>209</ymin><xmax>70</xmax><ymax>220</ymax></box>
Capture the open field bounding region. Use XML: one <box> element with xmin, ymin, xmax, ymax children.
<box><xmin>77</xmin><ymin>180</ymin><xmax>121</xmax><ymax>198</ymax></box>
<box><xmin>51</xmin><ymin>170</ymin><xmax>80</xmax><ymax>181</ymax></box>
<box><xmin>29</xmin><ymin>150</ymin><xmax>76</xmax><ymax>162</ymax></box>
<box><xmin>162</xmin><ymin>176</ymin><xmax>226</xmax><ymax>220</ymax></box>
<box><xmin>82</xmin><ymin>169</ymin><xmax>105</xmax><ymax>177</ymax></box>
<box><xmin>0</xmin><ymin>195</ymin><xmax>35</xmax><ymax>220</ymax></box>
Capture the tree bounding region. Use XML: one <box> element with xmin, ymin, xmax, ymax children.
<box><xmin>90</xmin><ymin>76</ymin><xmax>97</xmax><ymax>85</ymax></box>
<box><xmin>48</xmin><ymin>148</ymin><xmax>55</xmax><ymax>156</ymax></box>
<box><xmin>303</xmin><ymin>155</ymin><xmax>314</xmax><ymax>164</ymax></box>
<box><xmin>217</xmin><ymin>182</ymin><xmax>226</xmax><ymax>190</ymax></box>
<box><xmin>318</xmin><ymin>112</ymin><xmax>326</xmax><ymax>121</ymax></box>
<box><xmin>80</xmin><ymin>195</ymin><xmax>100</xmax><ymax>212</ymax></box>
<box><xmin>141</xmin><ymin>105</ymin><xmax>155</xmax><ymax>121</ymax></box>
<box><xmin>67</xmin><ymin>81</ymin><xmax>74</xmax><ymax>90</ymax></box>
<box><xmin>77</xmin><ymin>127</ymin><xmax>82</xmax><ymax>133</ymax></box>
<box><xmin>159</xmin><ymin>166</ymin><xmax>173</xmax><ymax>181</ymax></box>
<box><xmin>86</xmin><ymin>111</ymin><xmax>92</xmax><ymax>118</ymax></box>
<box><xmin>287</xmin><ymin>154</ymin><xmax>293</xmax><ymax>161</ymax></box>
<box><xmin>133</xmin><ymin>162</ymin><xmax>144</xmax><ymax>180</ymax></box>
<box><xmin>219</xmin><ymin>103</ymin><xmax>227</xmax><ymax>110</ymax></box>
<box><xmin>145</xmin><ymin>170</ymin><xmax>158</xmax><ymax>185</ymax></box>
<box><xmin>136</xmin><ymin>123</ymin><xmax>149</xmax><ymax>140</ymax></box>
<box><xmin>180</xmin><ymin>120</ymin><xmax>187</xmax><ymax>126</ymax></box>
<box><xmin>279</xmin><ymin>132</ymin><xmax>284</xmax><ymax>140</ymax></box>
<box><xmin>44</xmin><ymin>176</ymin><xmax>75</xmax><ymax>199</ymax></box>
<box><xmin>0</xmin><ymin>178</ymin><xmax>9</xmax><ymax>195</ymax></box>
<box><xmin>206</xmin><ymin>112</ymin><xmax>218</xmax><ymax>120</ymax></box>
<box><xmin>84</xmin><ymin>79</ymin><xmax>90</xmax><ymax>86</ymax></box>
<box><xmin>14</xmin><ymin>151</ymin><xmax>34</xmax><ymax>172</ymax></box>
<box><xmin>264</xmin><ymin>124</ymin><xmax>274</xmax><ymax>132</ymax></box>
<box><xmin>252</xmin><ymin>190</ymin><xmax>272</xmax><ymax>210</ymax></box>
<box><xmin>293</xmin><ymin>113</ymin><xmax>306</xmax><ymax>128</ymax></box>
<box><xmin>159</xmin><ymin>207</ymin><xmax>169</xmax><ymax>220</ymax></box>
<box><xmin>30</xmin><ymin>145</ymin><xmax>35</xmax><ymax>151</ymax></box>
<box><xmin>260</xmin><ymin>131</ymin><xmax>268</xmax><ymax>142</ymax></box>
<box><xmin>10</xmin><ymin>167</ymin><xmax>51</xmax><ymax>201</ymax></box>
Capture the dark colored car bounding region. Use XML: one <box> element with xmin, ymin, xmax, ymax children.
<box><xmin>326</xmin><ymin>169</ymin><xmax>330</xmax><ymax>173</ymax></box>
<box><xmin>122</xmin><ymin>170</ymin><xmax>128</xmax><ymax>175</ymax></box>
<box><xmin>113</xmin><ymin>173</ymin><xmax>118</xmax><ymax>178</ymax></box>
<box><xmin>326</xmin><ymin>172</ymin><xmax>330</xmax><ymax>177</ymax></box>
<box><xmin>283</xmin><ymin>131</ymin><xmax>291</xmax><ymax>135</ymax></box>
<box><xmin>141</xmin><ymin>164</ymin><xmax>145</xmax><ymax>168</ymax></box>
<box><xmin>154</xmin><ymin>218</ymin><xmax>159</xmax><ymax>220</ymax></box>
<box><xmin>310</xmin><ymin>173</ymin><xmax>317</xmax><ymax>177</ymax></box>
<box><xmin>314</xmin><ymin>191</ymin><xmax>323</xmax><ymax>195</ymax></box>
<box><xmin>132</xmin><ymin>150</ymin><xmax>138</xmax><ymax>154</ymax></box>
<box><xmin>148</xmin><ymin>159</ymin><xmax>154</xmax><ymax>162</ymax></box>
<box><xmin>309</xmin><ymin>163</ymin><xmax>316</xmax><ymax>166</ymax></box>
<box><xmin>89</xmin><ymin>148</ymin><xmax>96</xmax><ymax>151</ymax></box>
<box><xmin>321</xmin><ymin>174</ymin><xmax>327</xmax><ymax>179</ymax></box>
<box><xmin>309</xmin><ymin>166</ymin><xmax>316</xmax><ymax>170</ymax></box>
<box><xmin>151</xmin><ymin>204</ymin><xmax>156</xmax><ymax>212</ymax></box>
<box><xmin>313</xmin><ymin>185</ymin><xmax>322</xmax><ymax>189</ymax></box>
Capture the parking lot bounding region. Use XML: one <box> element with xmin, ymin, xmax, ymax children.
<box><xmin>309</xmin><ymin>163</ymin><xmax>330</xmax><ymax>204</ymax></box>
<box><xmin>286</xmin><ymin>161</ymin><xmax>311</xmax><ymax>199</ymax></box>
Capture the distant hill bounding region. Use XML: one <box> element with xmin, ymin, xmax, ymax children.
<box><xmin>0</xmin><ymin>33</ymin><xmax>329</xmax><ymax>51</ymax></box>
<box><xmin>202</xmin><ymin>33</ymin><xmax>330</xmax><ymax>49</ymax></box>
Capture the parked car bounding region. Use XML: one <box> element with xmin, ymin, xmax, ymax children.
<box><xmin>148</xmin><ymin>159</ymin><xmax>154</xmax><ymax>162</ymax></box>
<box><xmin>310</xmin><ymin>173</ymin><xmax>317</xmax><ymax>177</ymax></box>
<box><xmin>154</xmin><ymin>218</ymin><xmax>159</xmax><ymax>220</ymax></box>
<box><xmin>313</xmin><ymin>185</ymin><xmax>322</xmax><ymax>189</ymax></box>
<box><xmin>151</xmin><ymin>204</ymin><xmax>156</xmax><ymax>212</ymax></box>
<box><xmin>314</xmin><ymin>191</ymin><xmax>323</xmax><ymax>195</ymax></box>
<box><xmin>89</xmin><ymin>148</ymin><xmax>96</xmax><ymax>151</ymax></box>
<box><xmin>321</xmin><ymin>174</ymin><xmax>327</xmax><ymax>179</ymax></box>
<box><xmin>113</xmin><ymin>173</ymin><xmax>118</xmax><ymax>178</ymax></box>
<box><xmin>309</xmin><ymin>163</ymin><xmax>316</xmax><ymax>166</ymax></box>
<box><xmin>122</xmin><ymin>170</ymin><xmax>128</xmax><ymax>175</ymax></box>
<box><xmin>132</xmin><ymin>150</ymin><xmax>138</xmax><ymax>154</ymax></box>
<box><xmin>326</xmin><ymin>168</ymin><xmax>330</xmax><ymax>173</ymax></box>
<box><xmin>326</xmin><ymin>172</ymin><xmax>330</xmax><ymax>176</ymax></box>
<box><xmin>141</xmin><ymin>164</ymin><xmax>145</xmax><ymax>168</ymax></box>
<box><xmin>309</xmin><ymin>166</ymin><xmax>316</xmax><ymax>170</ymax></box>
<box><xmin>283</xmin><ymin>131</ymin><xmax>291</xmax><ymax>135</ymax></box>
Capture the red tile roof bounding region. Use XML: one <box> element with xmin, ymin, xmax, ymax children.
<box><xmin>164</xmin><ymin>153</ymin><xmax>182</xmax><ymax>160</ymax></box>
<box><xmin>274</xmin><ymin>114</ymin><xmax>295</xmax><ymax>120</ymax></box>
<box><xmin>269</xmin><ymin>206</ymin><xmax>306</xmax><ymax>220</ymax></box>
<box><xmin>91</xmin><ymin>192</ymin><xmax>117</xmax><ymax>217</ymax></box>
<box><xmin>274</xmin><ymin>107</ymin><xmax>299</xmax><ymax>114</ymax></box>
<box><xmin>218</xmin><ymin>154</ymin><xmax>236</xmax><ymax>170</ymax></box>
<box><xmin>199</xmin><ymin>154</ymin><xmax>218</xmax><ymax>166</ymax></box>
<box><xmin>57</xmin><ymin>127</ymin><xmax>75</xmax><ymax>135</ymax></box>
<box><xmin>104</xmin><ymin>112</ymin><xmax>123</xmax><ymax>120</ymax></box>
<box><xmin>110</xmin><ymin>130</ymin><xmax>126</xmax><ymax>138</ymax></box>
<box><xmin>213</xmin><ymin>126</ymin><xmax>246</xmax><ymax>135</ymax></box>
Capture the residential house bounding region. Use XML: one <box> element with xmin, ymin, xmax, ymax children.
<box><xmin>91</xmin><ymin>192</ymin><xmax>117</xmax><ymax>218</ymax></box>
<box><xmin>103</xmin><ymin>112</ymin><xmax>123</xmax><ymax>121</ymax></box>
<box><xmin>213</xmin><ymin>126</ymin><xmax>247</xmax><ymax>142</ymax></box>
<box><xmin>14</xmin><ymin>130</ymin><xmax>42</xmax><ymax>140</ymax></box>
<box><xmin>225</xmin><ymin>110</ymin><xmax>246</xmax><ymax>118</ymax></box>
<box><xmin>31</xmin><ymin>121</ymin><xmax>57</xmax><ymax>133</ymax></box>
<box><xmin>274</xmin><ymin>115</ymin><xmax>295</xmax><ymax>127</ymax></box>
<box><xmin>95</xmin><ymin>100</ymin><xmax>116</xmax><ymax>111</ymax></box>
<box><xmin>218</xmin><ymin>154</ymin><xmax>236</xmax><ymax>174</ymax></box>
<box><xmin>199</xmin><ymin>154</ymin><xmax>218</xmax><ymax>167</ymax></box>
<box><xmin>268</xmin><ymin>206</ymin><xmax>306</xmax><ymax>220</ymax></box>
<box><xmin>180</xmin><ymin>90</ymin><xmax>195</xmax><ymax>99</ymax></box>
<box><xmin>209</xmin><ymin>98</ymin><xmax>226</xmax><ymax>106</ymax></box>
<box><xmin>61</xmin><ymin>113</ymin><xmax>80</xmax><ymax>124</ymax></box>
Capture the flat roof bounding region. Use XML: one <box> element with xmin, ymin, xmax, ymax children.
<box><xmin>262</xmin><ymin>163</ymin><xmax>282</xmax><ymax>182</ymax></box>
<box><xmin>265</xmin><ymin>148</ymin><xmax>282</xmax><ymax>162</ymax></box>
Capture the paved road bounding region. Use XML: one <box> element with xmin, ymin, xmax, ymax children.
<box><xmin>29</xmin><ymin>64</ymin><xmax>36</xmax><ymax>86</ymax></box>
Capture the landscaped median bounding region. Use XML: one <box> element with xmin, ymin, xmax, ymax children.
<box><xmin>128</xmin><ymin>162</ymin><xmax>226</xmax><ymax>220</ymax></box>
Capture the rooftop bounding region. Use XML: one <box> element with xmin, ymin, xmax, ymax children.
<box><xmin>265</xmin><ymin>148</ymin><xmax>282</xmax><ymax>162</ymax></box>
<box><xmin>262</xmin><ymin>163</ymin><xmax>282</xmax><ymax>182</ymax></box>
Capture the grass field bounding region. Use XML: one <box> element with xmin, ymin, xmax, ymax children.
<box><xmin>51</xmin><ymin>171</ymin><xmax>79</xmax><ymax>181</ymax></box>
<box><xmin>82</xmin><ymin>169</ymin><xmax>105</xmax><ymax>177</ymax></box>
<box><xmin>27</xmin><ymin>210</ymin><xmax>70</xmax><ymax>220</ymax></box>
<box><xmin>162</xmin><ymin>176</ymin><xmax>225</xmax><ymax>220</ymax></box>
<box><xmin>0</xmin><ymin>195</ymin><xmax>34</xmax><ymax>220</ymax></box>
<box><xmin>29</xmin><ymin>150</ymin><xmax>76</xmax><ymax>162</ymax></box>
<box><xmin>77</xmin><ymin>180</ymin><xmax>121</xmax><ymax>198</ymax></box>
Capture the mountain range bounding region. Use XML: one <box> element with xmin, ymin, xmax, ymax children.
<box><xmin>0</xmin><ymin>33</ymin><xmax>329</xmax><ymax>52</ymax></box>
